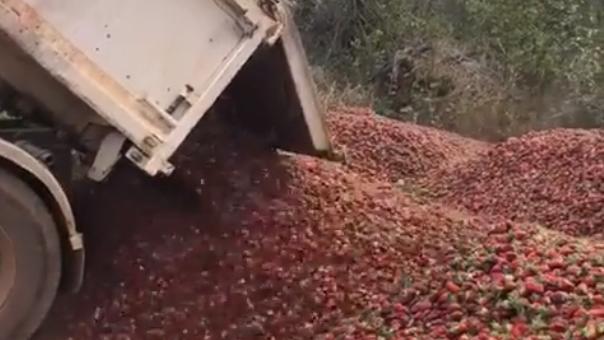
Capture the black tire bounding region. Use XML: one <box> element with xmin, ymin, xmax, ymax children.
<box><xmin>0</xmin><ymin>168</ymin><xmax>61</xmax><ymax>340</ymax></box>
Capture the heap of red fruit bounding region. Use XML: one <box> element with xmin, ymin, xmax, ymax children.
<box><xmin>326</xmin><ymin>109</ymin><xmax>487</xmax><ymax>181</ymax></box>
<box><xmin>37</xmin><ymin>109</ymin><xmax>604</xmax><ymax>340</ymax></box>
<box><xmin>424</xmin><ymin>129</ymin><xmax>604</xmax><ymax>238</ymax></box>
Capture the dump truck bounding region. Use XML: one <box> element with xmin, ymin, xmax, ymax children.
<box><xmin>0</xmin><ymin>1</ymin><xmax>332</xmax><ymax>338</ymax></box>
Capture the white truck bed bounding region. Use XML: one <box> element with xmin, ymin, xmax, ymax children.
<box><xmin>0</xmin><ymin>0</ymin><xmax>331</xmax><ymax>177</ymax></box>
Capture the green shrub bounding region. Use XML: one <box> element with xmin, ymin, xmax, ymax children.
<box><xmin>458</xmin><ymin>0</ymin><xmax>602</xmax><ymax>90</ymax></box>
<box><xmin>294</xmin><ymin>0</ymin><xmax>604</xmax><ymax>139</ymax></box>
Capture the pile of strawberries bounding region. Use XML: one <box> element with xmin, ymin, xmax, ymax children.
<box><xmin>40</xmin><ymin>117</ymin><xmax>484</xmax><ymax>339</ymax></box>
<box><xmin>36</xmin><ymin>109</ymin><xmax>604</xmax><ymax>339</ymax></box>
<box><xmin>326</xmin><ymin>109</ymin><xmax>487</xmax><ymax>182</ymax></box>
<box><xmin>424</xmin><ymin>129</ymin><xmax>604</xmax><ymax>238</ymax></box>
<box><xmin>325</xmin><ymin>223</ymin><xmax>604</xmax><ymax>339</ymax></box>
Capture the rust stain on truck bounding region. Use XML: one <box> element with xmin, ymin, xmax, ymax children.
<box><xmin>0</xmin><ymin>0</ymin><xmax>177</xmax><ymax>140</ymax></box>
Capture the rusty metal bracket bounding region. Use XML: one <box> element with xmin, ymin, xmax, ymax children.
<box><xmin>87</xmin><ymin>131</ymin><xmax>126</xmax><ymax>181</ymax></box>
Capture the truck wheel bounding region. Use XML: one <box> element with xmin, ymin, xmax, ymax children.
<box><xmin>0</xmin><ymin>168</ymin><xmax>61</xmax><ymax>340</ymax></box>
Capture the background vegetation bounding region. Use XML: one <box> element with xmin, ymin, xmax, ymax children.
<box><xmin>293</xmin><ymin>0</ymin><xmax>604</xmax><ymax>140</ymax></box>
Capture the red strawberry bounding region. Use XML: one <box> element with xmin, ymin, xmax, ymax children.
<box><xmin>587</xmin><ymin>307</ymin><xmax>604</xmax><ymax>318</ymax></box>
<box><xmin>446</xmin><ymin>281</ymin><xmax>461</xmax><ymax>294</ymax></box>
<box><xmin>524</xmin><ymin>277</ymin><xmax>544</xmax><ymax>294</ymax></box>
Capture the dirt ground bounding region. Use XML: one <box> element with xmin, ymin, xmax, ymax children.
<box><xmin>34</xmin><ymin>109</ymin><xmax>604</xmax><ymax>339</ymax></box>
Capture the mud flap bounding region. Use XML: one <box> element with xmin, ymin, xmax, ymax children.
<box><xmin>220</xmin><ymin>7</ymin><xmax>332</xmax><ymax>157</ymax></box>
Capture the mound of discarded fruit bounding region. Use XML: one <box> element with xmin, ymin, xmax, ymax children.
<box><xmin>326</xmin><ymin>108</ymin><xmax>488</xmax><ymax>182</ymax></box>
<box><xmin>423</xmin><ymin>129</ymin><xmax>604</xmax><ymax>238</ymax></box>
<box><xmin>36</xmin><ymin>110</ymin><xmax>604</xmax><ymax>339</ymax></box>
<box><xmin>323</xmin><ymin>222</ymin><xmax>604</xmax><ymax>339</ymax></box>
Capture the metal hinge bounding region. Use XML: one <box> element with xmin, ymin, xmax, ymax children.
<box><xmin>259</xmin><ymin>0</ymin><xmax>280</xmax><ymax>20</ymax></box>
<box><xmin>217</xmin><ymin>0</ymin><xmax>258</xmax><ymax>37</ymax></box>
<box><xmin>258</xmin><ymin>0</ymin><xmax>285</xmax><ymax>44</ymax></box>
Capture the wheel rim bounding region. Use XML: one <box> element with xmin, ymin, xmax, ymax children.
<box><xmin>0</xmin><ymin>224</ymin><xmax>16</xmax><ymax>311</ymax></box>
